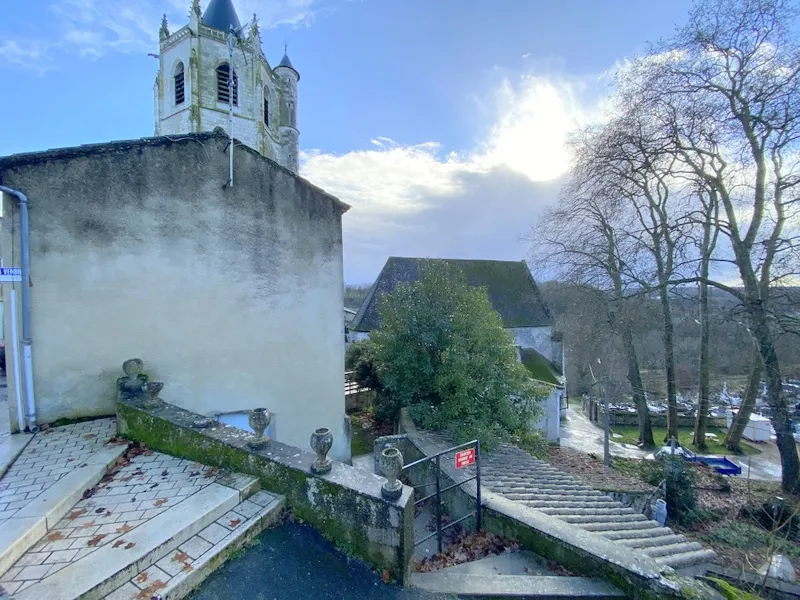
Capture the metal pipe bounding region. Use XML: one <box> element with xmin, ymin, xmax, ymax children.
<box><xmin>9</xmin><ymin>289</ymin><xmax>24</xmax><ymax>432</ymax></box>
<box><xmin>476</xmin><ymin>439</ymin><xmax>482</xmax><ymax>530</ymax></box>
<box><xmin>227</xmin><ymin>28</ymin><xmax>234</xmax><ymax>187</ymax></box>
<box><xmin>0</xmin><ymin>185</ymin><xmax>38</xmax><ymax>432</ymax></box>
<box><xmin>435</xmin><ymin>454</ymin><xmax>442</xmax><ymax>554</ymax></box>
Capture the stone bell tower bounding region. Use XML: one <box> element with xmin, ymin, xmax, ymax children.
<box><xmin>154</xmin><ymin>0</ymin><xmax>301</xmax><ymax>174</ymax></box>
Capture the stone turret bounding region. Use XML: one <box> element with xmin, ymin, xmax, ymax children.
<box><xmin>274</xmin><ymin>49</ymin><xmax>300</xmax><ymax>173</ymax></box>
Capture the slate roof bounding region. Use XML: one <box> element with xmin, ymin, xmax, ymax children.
<box><xmin>350</xmin><ymin>257</ymin><xmax>555</xmax><ymax>332</ymax></box>
<box><xmin>202</xmin><ymin>0</ymin><xmax>241</xmax><ymax>32</ymax></box>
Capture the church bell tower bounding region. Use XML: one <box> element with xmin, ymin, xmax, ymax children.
<box><xmin>154</xmin><ymin>0</ymin><xmax>301</xmax><ymax>174</ymax></box>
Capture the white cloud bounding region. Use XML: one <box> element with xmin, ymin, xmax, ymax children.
<box><xmin>0</xmin><ymin>0</ymin><xmax>328</xmax><ymax>69</ymax></box>
<box><xmin>301</xmin><ymin>73</ymin><xmax>604</xmax><ymax>282</ymax></box>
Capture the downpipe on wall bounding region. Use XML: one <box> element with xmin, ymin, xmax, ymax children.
<box><xmin>0</xmin><ymin>185</ymin><xmax>38</xmax><ymax>432</ymax></box>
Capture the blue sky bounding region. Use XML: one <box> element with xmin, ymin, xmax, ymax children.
<box><xmin>1</xmin><ymin>0</ymin><xmax>695</xmax><ymax>283</ymax></box>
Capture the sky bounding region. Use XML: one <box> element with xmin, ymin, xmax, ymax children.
<box><xmin>0</xmin><ymin>0</ymin><xmax>696</xmax><ymax>283</ymax></box>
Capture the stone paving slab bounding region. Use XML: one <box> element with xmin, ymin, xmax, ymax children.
<box><xmin>0</xmin><ymin>433</ymin><xmax>34</xmax><ymax>480</ymax></box>
<box><xmin>107</xmin><ymin>491</ymin><xmax>285</xmax><ymax>600</ymax></box>
<box><xmin>0</xmin><ymin>418</ymin><xmax>117</xmax><ymax>525</ymax></box>
<box><xmin>14</xmin><ymin>483</ymin><xmax>241</xmax><ymax>600</ymax></box>
<box><xmin>409</xmin><ymin>572</ymin><xmax>626</xmax><ymax>598</ymax></box>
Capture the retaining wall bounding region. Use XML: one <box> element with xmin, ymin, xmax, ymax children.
<box><xmin>116</xmin><ymin>398</ymin><xmax>415</xmax><ymax>583</ymax></box>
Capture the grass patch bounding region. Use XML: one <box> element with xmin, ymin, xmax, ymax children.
<box><xmin>610</xmin><ymin>426</ymin><xmax>761</xmax><ymax>456</ymax></box>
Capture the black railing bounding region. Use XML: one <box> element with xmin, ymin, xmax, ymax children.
<box><xmin>401</xmin><ymin>439</ymin><xmax>481</xmax><ymax>554</ymax></box>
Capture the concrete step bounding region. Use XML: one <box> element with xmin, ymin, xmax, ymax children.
<box><xmin>505</xmin><ymin>491</ymin><xmax>608</xmax><ymax>500</ymax></box>
<box><xmin>538</xmin><ymin>508</ymin><xmax>635</xmax><ymax>517</ymax></box>
<box><xmin>0</xmin><ymin>446</ymin><xmax>126</xmax><ymax>578</ymax></box>
<box><xmin>642</xmin><ymin>542</ymin><xmax>704</xmax><ymax>559</ymax></box>
<box><xmin>14</xmin><ymin>482</ymin><xmax>241</xmax><ymax>600</ymax></box>
<box><xmin>409</xmin><ymin>573</ymin><xmax>626</xmax><ymax>599</ymax></box>
<box><xmin>617</xmin><ymin>534</ymin><xmax>689</xmax><ymax>549</ymax></box>
<box><xmin>654</xmin><ymin>549</ymin><xmax>717</xmax><ymax>570</ymax></box>
<box><xmin>557</xmin><ymin>514</ymin><xmax>649</xmax><ymax>525</ymax></box>
<box><xmin>104</xmin><ymin>490</ymin><xmax>285</xmax><ymax>600</ymax></box>
<box><xmin>581</xmin><ymin>520</ymin><xmax>659</xmax><ymax>533</ymax></box>
<box><xmin>522</xmin><ymin>500</ymin><xmax>620</xmax><ymax>510</ymax></box>
<box><xmin>599</xmin><ymin>527</ymin><xmax>674</xmax><ymax>541</ymax></box>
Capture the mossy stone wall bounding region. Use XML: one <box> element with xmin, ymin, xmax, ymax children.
<box><xmin>116</xmin><ymin>399</ymin><xmax>414</xmax><ymax>583</ymax></box>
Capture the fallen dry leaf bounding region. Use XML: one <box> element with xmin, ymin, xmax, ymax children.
<box><xmin>95</xmin><ymin>508</ymin><xmax>106</xmax><ymax>514</ymax></box>
<box><xmin>113</xmin><ymin>539</ymin><xmax>126</xmax><ymax>549</ymax></box>
<box><xmin>125</xmin><ymin>542</ymin><xmax>135</xmax><ymax>549</ymax></box>
<box><xmin>136</xmin><ymin>580</ymin><xmax>167</xmax><ymax>600</ymax></box>
<box><xmin>66</xmin><ymin>508</ymin><xmax>88</xmax><ymax>520</ymax></box>
<box><xmin>229</xmin><ymin>519</ymin><xmax>241</xmax><ymax>528</ymax></box>
<box><xmin>45</xmin><ymin>531</ymin><xmax>65</xmax><ymax>542</ymax></box>
<box><xmin>80</xmin><ymin>521</ymin><xmax>96</xmax><ymax>529</ymax></box>
<box><xmin>87</xmin><ymin>534</ymin><xmax>107</xmax><ymax>547</ymax></box>
<box><xmin>161</xmin><ymin>470</ymin><xmax>168</xmax><ymax>477</ymax></box>
<box><xmin>84</xmin><ymin>433</ymin><xmax>96</xmax><ymax>439</ymax></box>
<box><xmin>153</xmin><ymin>498</ymin><xmax>168</xmax><ymax>507</ymax></box>
<box><xmin>116</xmin><ymin>524</ymin><xmax>134</xmax><ymax>534</ymax></box>
<box><xmin>381</xmin><ymin>570</ymin><xmax>390</xmax><ymax>584</ymax></box>
<box><xmin>136</xmin><ymin>572</ymin><xmax>148</xmax><ymax>583</ymax></box>
<box><xmin>172</xmin><ymin>551</ymin><xmax>190</xmax><ymax>563</ymax></box>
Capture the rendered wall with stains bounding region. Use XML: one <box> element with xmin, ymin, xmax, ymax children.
<box><xmin>0</xmin><ymin>132</ymin><xmax>349</xmax><ymax>460</ymax></box>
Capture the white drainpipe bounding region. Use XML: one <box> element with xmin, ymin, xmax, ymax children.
<box><xmin>0</xmin><ymin>185</ymin><xmax>38</xmax><ymax>432</ymax></box>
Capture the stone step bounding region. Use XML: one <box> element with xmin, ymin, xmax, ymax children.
<box><xmin>581</xmin><ymin>519</ymin><xmax>659</xmax><ymax>533</ymax></box>
<box><xmin>0</xmin><ymin>446</ymin><xmax>127</xmax><ymax>578</ymax></box>
<box><xmin>617</xmin><ymin>534</ymin><xmax>689</xmax><ymax>549</ymax></box>
<box><xmin>557</xmin><ymin>513</ymin><xmax>649</xmax><ymax>525</ymax></box>
<box><xmin>642</xmin><ymin>541</ymin><xmax>704</xmax><ymax>559</ymax></box>
<box><xmin>504</xmin><ymin>490</ymin><xmax>608</xmax><ymax>500</ymax></box>
<box><xmin>104</xmin><ymin>490</ymin><xmax>285</xmax><ymax>600</ymax></box>
<box><xmin>599</xmin><ymin>527</ymin><xmax>674</xmax><ymax>541</ymax></box>
<box><xmin>409</xmin><ymin>573</ymin><xmax>626</xmax><ymax>599</ymax></box>
<box><xmin>522</xmin><ymin>500</ymin><xmax>620</xmax><ymax>510</ymax></box>
<box><xmin>654</xmin><ymin>549</ymin><xmax>717</xmax><ymax>570</ymax></box>
<box><xmin>537</xmin><ymin>507</ymin><xmax>636</xmax><ymax>517</ymax></box>
<box><xmin>14</xmin><ymin>482</ymin><xmax>241</xmax><ymax>600</ymax></box>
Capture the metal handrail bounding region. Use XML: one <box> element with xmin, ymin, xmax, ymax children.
<box><xmin>401</xmin><ymin>439</ymin><xmax>482</xmax><ymax>553</ymax></box>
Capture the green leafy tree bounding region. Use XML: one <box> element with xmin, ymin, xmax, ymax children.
<box><xmin>370</xmin><ymin>260</ymin><xmax>546</xmax><ymax>450</ymax></box>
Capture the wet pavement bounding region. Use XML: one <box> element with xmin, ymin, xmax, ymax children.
<box><xmin>560</xmin><ymin>406</ymin><xmax>782</xmax><ymax>482</ymax></box>
<box><xmin>189</xmin><ymin>522</ymin><xmax>444</xmax><ymax>600</ymax></box>
<box><xmin>560</xmin><ymin>407</ymin><xmax>646</xmax><ymax>459</ymax></box>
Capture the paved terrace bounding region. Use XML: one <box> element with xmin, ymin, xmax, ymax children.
<box><xmin>0</xmin><ymin>418</ymin><xmax>283</xmax><ymax>598</ymax></box>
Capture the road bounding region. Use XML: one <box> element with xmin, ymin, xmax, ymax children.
<box><xmin>189</xmin><ymin>522</ymin><xmax>444</xmax><ymax>600</ymax></box>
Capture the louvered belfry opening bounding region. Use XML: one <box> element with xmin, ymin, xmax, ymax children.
<box><xmin>174</xmin><ymin>62</ymin><xmax>185</xmax><ymax>105</ymax></box>
<box><xmin>216</xmin><ymin>63</ymin><xmax>238</xmax><ymax>106</ymax></box>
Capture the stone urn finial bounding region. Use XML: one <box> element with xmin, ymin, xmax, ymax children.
<box><xmin>247</xmin><ymin>408</ymin><xmax>271</xmax><ymax>449</ymax></box>
<box><xmin>143</xmin><ymin>381</ymin><xmax>164</xmax><ymax>409</ymax></box>
<box><xmin>380</xmin><ymin>447</ymin><xmax>404</xmax><ymax>500</ymax></box>
<box><xmin>118</xmin><ymin>359</ymin><xmax>149</xmax><ymax>402</ymax></box>
<box><xmin>310</xmin><ymin>428</ymin><xmax>334</xmax><ymax>474</ymax></box>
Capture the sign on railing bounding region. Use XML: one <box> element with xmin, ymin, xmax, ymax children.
<box><xmin>401</xmin><ymin>440</ymin><xmax>481</xmax><ymax>553</ymax></box>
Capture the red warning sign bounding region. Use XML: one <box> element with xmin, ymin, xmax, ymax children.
<box><xmin>455</xmin><ymin>448</ymin><xmax>475</xmax><ymax>469</ymax></box>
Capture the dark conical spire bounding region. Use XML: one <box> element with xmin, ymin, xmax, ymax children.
<box><xmin>202</xmin><ymin>0</ymin><xmax>241</xmax><ymax>31</ymax></box>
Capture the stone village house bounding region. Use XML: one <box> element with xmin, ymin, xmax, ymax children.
<box><xmin>349</xmin><ymin>257</ymin><xmax>567</xmax><ymax>442</ymax></box>
<box><xmin>0</xmin><ymin>0</ymin><xmax>354</xmax><ymax>462</ymax></box>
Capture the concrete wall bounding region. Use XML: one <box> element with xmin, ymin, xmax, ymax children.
<box><xmin>508</xmin><ymin>326</ymin><xmax>562</xmax><ymax>369</ymax></box>
<box><xmin>0</xmin><ymin>133</ymin><xmax>350</xmax><ymax>460</ymax></box>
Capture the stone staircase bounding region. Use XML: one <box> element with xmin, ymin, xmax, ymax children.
<box><xmin>478</xmin><ymin>445</ymin><xmax>716</xmax><ymax>574</ymax></box>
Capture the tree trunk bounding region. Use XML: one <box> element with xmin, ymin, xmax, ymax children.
<box><xmin>750</xmin><ymin>303</ymin><xmax>800</xmax><ymax>493</ymax></box>
<box><xmin>725</xmin><ymin>343</ymin><xmax>762</xmax><ymax>453</ymax></box>
<box><xmin>659</xmin><ymin>285</ymin><xmax>679</xmax><ymax>442</ymax></box>
<box><xmin>693</xmin><ymin>279</ymin><xmax>710</xmax><ymax>451</ymax></box>
<box><xmin>622</xmin><ymin>323</ymin><xmax>655</xmax><ymax>448</ymax></box>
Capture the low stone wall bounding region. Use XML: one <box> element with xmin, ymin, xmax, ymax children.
<box><xmin>582</xmin><ymin>398</ymin><xmax>726</xmax><ymax>429</ymax></box>
<box><xmin>346</xmin><ymin>389</ymin><xmax>377</xmax><ymax>413</ymax></box>
<box><xmin>116</xmin><ymin>398</ymin><xmax>414</xmax><ymax>583</ymax></box>
<box><xmin>398</xmin><ymin>410</ymin><xmax>716</xmax><ymax>599</ymax></box>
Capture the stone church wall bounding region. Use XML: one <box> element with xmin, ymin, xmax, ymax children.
<box><xmin>0</xmin><ymin>132</ymin><xmax>350</xmax><ymax>461</ymax></box>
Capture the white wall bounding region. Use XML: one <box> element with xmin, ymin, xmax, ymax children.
<box><xmin>1</xmin><ymin>134</ymin><xmax>349</xmax><ymax>460</ymax></box>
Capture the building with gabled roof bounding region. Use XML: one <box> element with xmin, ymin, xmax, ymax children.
<box><xmin>351</xmin><ymin>257</ymin><xmax>566</xmax><ymax>441</ymax></box>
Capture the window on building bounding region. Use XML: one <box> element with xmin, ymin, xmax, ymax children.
<box><xmin>216</xmin><ymin>63</ymin><xmax>238</xmax><ymax>106</ymax></box>
<box><xmin>263</xmin><ymin>86</ymin><xmax>269</xmax><ymax>126</ymax></box>
<box><xmin>174</xmin><ymin>62</ymin><xmax>185</xmax><ymax>105</ymax></box>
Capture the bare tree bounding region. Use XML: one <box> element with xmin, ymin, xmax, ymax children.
<box><xmin>529</xmin><ymin>128</ymin><xmax>656</xmax><ymax>447</ymax></box>
<box><xmin>628</xmin><ymin>0</ymin><xmax>800</xmax><ymax>490</ymax></box>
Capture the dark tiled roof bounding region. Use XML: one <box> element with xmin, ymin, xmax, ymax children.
<box><xmin>202</xmin><ymin>0</ymin><xmax>241</xmax><ymax>32</ymax></box>
<box><xmin>350</xmin><ymin>257</ymin><xmax>555</xmax><ymax>332</ymax></box>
